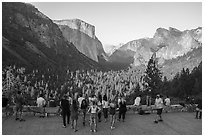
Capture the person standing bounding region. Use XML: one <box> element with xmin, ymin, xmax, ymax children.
<box><xmin>87</xmin><ymin>101</ymin><xmax>101</xmax><ymax>132</ymax></box>
<box><xmin>78</xmin><ymin>94</ymin><xmax>85</xmax><ymax>108</ymax></box>
<box><xmin>97</xmin><ymin>94</ymin><xmax>102</xmax><ymax>122</ymax></box>
<box><xmin>81</xmin><ymin>96</ymin><xmax>88</xmax><ymax>126</ymax></box>
<box><xmin>118</xmin><ymin>97</ymin><xmax>127</xmax><ymax>122</ymax></box>
<box><xmin>102</xmin><ymin>95</ymin><xmax>109</xmax><ymax>122</ymax></box>
<box><xmin>60</xmin><ymin>94</ymin><xmax>71</xmax><ymax>128</ymax></box>
<box><xmin>15</xmin><ymin>91</ymin><xmax>25</xmax><ymax>121</ymax></box>
<box><xmin>36</xmin><ymin>94</ymin><xmax>46</xmax><ymax>117</ymax></box>
<box><xmin>70</xmin><ymin>99</ymin><xmax>79</xmax><ymax>132</ymax></box>
<box><xmin>109</xmin><ymin>99</ymin><xmax>117</xmax><ymax>130</ymax></box>
<box><xmin>195</xmin><ymin>98</ymin><xmax>202</xmax><ymax>119</ymax></box>
<box><xmin>133</xmin><ymin>95</ymin><xmax>141</xmax><ymax>113</ymax></box>
<box><xmin>154</xmin><ymin>94</ymin><xmax>164</xmax><ymax>123</ymax></box>
<box><xmin>2</xmin><ymin>93</ymin><xmax>10</xmax><ymax>116</ymax></box>
<box><xmin>164</xmin><ymin>96</ymin><xmax>171</xmax><ymax>113</ymax></box>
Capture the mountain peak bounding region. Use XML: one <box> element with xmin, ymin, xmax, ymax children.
<box><xmin>169</xmin><ymin>27</ymin><xmax>181</xmax><ymax>32</ymax></box>
<box><xmin>54</xmin><ymin>19</ymin><xmax>95</xmax><ymax>39</ymax></box>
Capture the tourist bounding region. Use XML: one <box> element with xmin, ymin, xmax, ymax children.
<box><xmin>195</xmin><ymin>98</ymin><xmax>202</xmax><ymax>119</ymax></box>
<box><xmin>118</xmin><ymin>97</ymin><xmax>127</xmax><ymax>122</ymax></box>
<box><xmin>164</xmin><ymin>96</ymin><xmax>171</xmax><ymax>113</ymax></box>
<box><xmin>97</xmin><ymin>94</ymin><xmax>102</xmax><ymax>122</ymax></box>
<box><xmin>15</xmin><ymin>91</ymin><xmax>25</xmax><ymax>121</ymax></box>
<box><xmin>87</xmin><ymin>100</ymin><xmax>101</xmax><ymax>132</ymax></box>
<box><xmin>154</xmin><ymin>94</ymin><xmax>164</xmax><ymax>123</ymax></box>
<box><xmin>60</xmin><ymin>94</ymin><xmax>70</xmax><ymax>128</ymax></box>
<box><xmin>109</xmin><ymin>99</ymin><xmax>117</xmax><ymax>130</ymax></box>
<box><xmin>78</xmin><ymin>94</ymin><xmax>85</xmax><ymax>109</ymax></box>
<box><xmin>2</xmin><ymin>93</ymin><xmax>10</xmax><ymax>116</ymax></box>
<box><xmin>133</xmin><ymin>95</ymin><xmax>141</xmax><ymax>113</ymax></box>
<box><xmin>37</xmin><ymin>94</ymin><xmax>46</xmax><ymax>117</ymax></box>
<box><xmin>102</xmin><ymin>94</ymin><xmax>109</xmax><ymax>122</ymax></box>
<box><xmin>70</xmin><ymin>99</ymin><xmax>79</xmax><ymax>132</ymax></box>
<box><xmin>80</xmin><ymin>95</ymin><xmax>88</xmax><ymax>126</ymax></box>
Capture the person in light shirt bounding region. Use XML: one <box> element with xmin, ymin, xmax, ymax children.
<box><xmin>164</xmin><ymin>96</ymin><xmax>171</xmax><ymax>113</ymax></box>
<box><xmin>133</xmin><ymin>95</ymin><xmax>141</xmax><ymax>113</ymax></box>
<box><xmin>154</xmin><ymin>94</ymin><xmax>164</xmax><ymax>123</ymax></box>
<box><xmin>78</xmin><ymin>94</ymin><xmax>85</xmax><ymax>108</ymax></box>
<box><xmin>102</xmin><ymin>94</ymin><xmax>109</xmax><ymax>122</ymax></box>
<box><xmin>37</xmin><ymin>94</ymin><xmax>46</xmax><ymax>117</ymax></box>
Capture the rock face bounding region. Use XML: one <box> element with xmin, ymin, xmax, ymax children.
<box><xmin>2</xmin><ymin>2</ymin><xmax>103</xmax><ymax>71</ymax></box>
<box><xmin>54</xmin><ymin>19</ymin><xmax>107</xmax><ymax>62</ymax></box>
<box><xmin>104</xmin><ymin>43</ymin><xmax>123</xmax><ymax>56</ymax></box>
<box><xmin>109</xmin><ymin>27</ymin><xmax>202</xmax><ymax>79</ymax></box>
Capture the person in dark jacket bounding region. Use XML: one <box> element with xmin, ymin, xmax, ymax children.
<box><xmin>60</xmin><ymin>94</ymin><xmax>71</xmax><ymax>128</ymax></box>
<box><xmin>118</xmin><ymin>97</ymin><xmax>127</xmax><ymax>122</ymax></box>
<box><xmin>81</xmin><ymin>97</ymin><xmax>88</xmax><ymax>126</ymax></box>
<box><xmin>15</xmin><ymin>91</ymin><xmax>25</xmax><ymax>121</ymax></box>
<box><xmin>71</xmin><ymin>99</ymin><xmax>79</xmax><ymax>132</ymax></box>
<box><xmin>195</xmin><ymin>98</ymin><xmax>202</xmax><ymax>119</ymax></box>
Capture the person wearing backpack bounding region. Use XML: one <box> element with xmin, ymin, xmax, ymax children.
<box><xmin>60</xmin><ymin>94</ymin><xmax>71</xmax><ymax>128</ymax></box>
<box><xmin>118</xmin><ymin>97</ymin><xmax>127</xmax><ymax>122</ymax></box>
<box><xmin>109</xmin><ymin>99</ymin><xmax>117</xmax><ymax>130</ymax></box>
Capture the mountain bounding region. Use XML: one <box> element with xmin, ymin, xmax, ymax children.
<box><xmin>53</xmin><ymin>19</ymin><xmax>108</xmax><ymax>62</ymax></box>
<box><xmin>103</xmin><ymin>43</ymin><xmax>123</xmax><ymax>56</ymax></box>
<box><xmin>109</xmin><ymin>27</ymin><xmax>202</xmax><ymax>79</ymax></box>
<box><xmin>2</xmin><ymin>2</ymin><xmax>104</xmax><ymax>72</ymax></box>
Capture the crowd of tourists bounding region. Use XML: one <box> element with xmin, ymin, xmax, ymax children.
<box><xmin>2</xmin><ymin>65</ymin><xmax>202</xmax><ymax>133</ymax></box>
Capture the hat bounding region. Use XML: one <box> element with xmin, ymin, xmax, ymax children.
<box><xmin>156</xmin><ymin>94</ymin><xmax>160</xmax><ymax>97</ymax></box>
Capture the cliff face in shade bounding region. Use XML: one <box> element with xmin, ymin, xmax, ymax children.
<box><xmin>2</xmin><ymin>2</ymin><xmax>104</xmax><ymax>71</ymax></box>
<box><xmin>54</xmin><ymin>19</ymin><xmax>107</xmax><ymax>62</ymax></box>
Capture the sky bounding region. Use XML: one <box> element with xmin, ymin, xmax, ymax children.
<box><xmin>31</xmin><ymin>2</ymin><xmax>202</xmax><ymax>48</ymax></box>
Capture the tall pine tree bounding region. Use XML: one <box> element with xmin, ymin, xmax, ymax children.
<box><xmin>143</xmin><ymin>52</ymin><xmax>162</xmax><ymax>97</ymax></box>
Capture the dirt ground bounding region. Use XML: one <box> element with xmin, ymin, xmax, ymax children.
<box><xmin>2</xmin><ymin>111</ymin><xmax>202</xmax><ymax>135</ymax></box>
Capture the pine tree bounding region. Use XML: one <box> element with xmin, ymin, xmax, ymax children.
<box><xmin>143</xmin><ymin>53</ymin><xmax>162</xmax><ymax>97</ymax></box>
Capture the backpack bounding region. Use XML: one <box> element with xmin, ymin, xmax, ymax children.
<box><xmin>138</xmin><ymin>109</ymin><xmax>144</xmax><ymax>115</ymax></box>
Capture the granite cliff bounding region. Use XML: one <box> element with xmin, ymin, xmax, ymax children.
<box><xmin>54</xmin><ymin>19</ymin><xmax>107</xmax><ymax>62</ymax></box>
<box><xmin>109</xmin><ymin>27</ymin><xmax>202</xmax><ymax>79</ymax></box>
<box><xmin>2</xmin><ymin>2</ymin><xmax>104</xmax><ymax>71</ymax></box>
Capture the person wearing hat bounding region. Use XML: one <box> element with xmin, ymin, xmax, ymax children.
<box><xmin>60</xmin><ymin>94</ymin><xmax>71</xmax><ymax>128</ymax></box>
<box><xmin>154</xmin><ymin>94</ymin><xmax>164</xmax><ymax>123</ymax></box>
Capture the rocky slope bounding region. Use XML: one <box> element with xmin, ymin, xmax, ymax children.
<box><xmin>54</xmin><ymin>19</ymin><xmax>107</xmax><ymax>62</ymax></box>
<box><xmin>103</xmin><ymin>43</ymin><xmax>124</xmax><ymax>56</ymax></box>
<box><xmin>109</xmin><ymin>27</ymin><xmax>202</xmax><ymax>79</ymax></box>
<box><xmin>2</xmin><ymin>2</ymin><xmax>104</xmax><ymax>71</ymax></box>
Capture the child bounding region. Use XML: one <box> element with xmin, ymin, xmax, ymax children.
<box><xmin>87</xmin><ymin>101</ymin><xmax>101</xmax><ymax>132</ymax></box>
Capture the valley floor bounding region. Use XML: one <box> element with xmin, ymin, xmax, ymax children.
<box><xmin>2</xmin><ymin>112</ymin><xmax>202</xmax><ymax>135</ymax></box>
